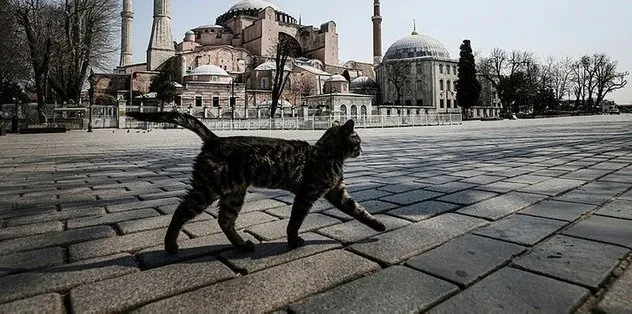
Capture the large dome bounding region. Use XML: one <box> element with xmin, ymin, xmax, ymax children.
<box><xmin>384</xmin><ymin>33</ymin><xmax>450</xmax><ymax>61</ymax></box>
<box><xmin>187</xmin><ymin>65</ymin><xmax>229</xmax><ymax>76</ymax></box>
<box><xmin>228</xmin><ymin>0</ymin><xmax>283</xmax><ymax>12</ymax></box>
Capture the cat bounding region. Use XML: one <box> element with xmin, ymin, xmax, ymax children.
<box><xmin>126</xmin><ymin>112</ymin><xmax>386</xmax><ymax>254</ymax></box>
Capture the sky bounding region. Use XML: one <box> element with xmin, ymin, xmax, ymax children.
<box><xmin>128</xmin><ymin>0</ymin><xmax>632</xmax><ymax>104</ymax></box>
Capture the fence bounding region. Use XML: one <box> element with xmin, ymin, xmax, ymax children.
<box><xmin>123</xmin><ymin>113</ymin><xmax>462</xmax><ymax>130</ymax></box>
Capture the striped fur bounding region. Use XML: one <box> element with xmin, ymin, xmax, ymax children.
<box><xmin>127</xmin><ymin>112</ymin><xmax>386</xmax><ymax>253</ymax></box>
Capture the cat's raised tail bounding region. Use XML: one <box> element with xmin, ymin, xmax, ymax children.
<box><xmin>126</xmin><ymin>112</ymin><xmax>217</xmax><ymax>140</ymax></box>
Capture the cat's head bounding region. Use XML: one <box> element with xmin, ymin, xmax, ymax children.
<box><xmin>316</xmin><ymin>119</ymin><xmax>362</xmax><ymax>159</ymax></box>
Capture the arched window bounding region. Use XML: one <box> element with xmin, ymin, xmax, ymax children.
<box><xmin>454</xmin><ymin>81</ymin><xmax>457</xmax><ymax>91</ymax></box>
<box><xmin>360</xmin><ymin>105</ymin><xmax>367</xmax><ymax>116</ymax></box>
<box><xmin>260</xmin><ymin>77</ymin><xmax>270</xmax><ymax>89</ymax></box>
<box><xmin>416</xmin><ymin>63</ymin><xmax>423</xmax><ymax>75</ymax></box>
<box><xmin>351</xmin><ymin>105</ymin><xmax>358</xmax><ymax>118</ymax></box>
<box><xmin>446</xmin><ymin>80</ymin><xmax>451</xmax><ymax>92</ymax></box>
<box><xmin>439</xmin><ymin>80</ymin><xmax>444</xmax><ymax>91</ymax></box>
<box><xmin>453</xmin><ymin>66</ymin><xmax>457</xmax><ymax>75</ymax></box>
<box><xmin>416</xmin><ymin>80</ymin><xmax>423</xmax><ymax>93</ymax></box>
<box><xmin>446</xmin><ymin>66</ymin><xmax>451</xmax><ymax>75</ymax></box>
<box><xmin>340</xmin><ymin>104</ymin><xmax>347</xmax><ymax>116</ymax></box>
<box><xmin>439</xmin><ymin>64</ymin><xmax>444</xmax><ymax>74</ymax></box>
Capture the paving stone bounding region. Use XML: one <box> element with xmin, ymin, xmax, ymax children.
<box><xmin>460</xmin><ymin>175</ymin><xmax>505</xmax><ymax>185</ymax></box>
<box><xmin>220</xmin><ymin>233</ymin><xmax>341</xmax><ymax>274</ymax></box>
<box><xmin>563</xmin><ymin>215</ymin><xmax>632</xmax><ymax>248</ymax></box>
<box><xmin>519</xmin><ymin>200</ymin><xmax>596</xmax><ymax>221</ymax></box>
<box><xmin>246</xmin><ymin>213</ymin><xmax>341</xmax><ymax>241</ymax></box>
<box><xmin>474</xmin><ymin>214</ymin><xmax>568</xmax><ymax>246</ymax></box>
<box><xmin>0</xmin><ymin>253</ymin><xmax>139</xmax><ymax>304</ymax></box>
<box><xmin>555</xmin><ymin>188</ymin><xmax>619</xmax><ymax>206</ymax></box>
<box><xmin>67</xmin><ymin>208</ymin><xmax>159</xmax><ymax>229</ymax></box>
<box><xmin>595</xmin><ymin>199</ymin><xmax>632</xmax><ymax>220</ymax></box>
<box><xmin>135</xmin><ymin>250</ymin><xmax>379</xmax><ymax>313</ymax></box>
<box><xmin>0</xmin><ymin>220</ymin><xmax>63</xmax><ymax>240</ymax></box>
<box><xmin>137</xmin><ymin>190</ymin><xmax>186</xmax><ymax>201</ymax></box>
<box><xmin>386</xmin><ymin>201</ymin><xmax>459</xmax><ymax>222</ymax></box>
<box><xmin>0</xmin><ymin>247</ymin><xmax>66</xmax><ymax>277</ymax></box>
<box><xmin>506</xmin><ymin>174</ymin><xmax>552</xmax><ymax>184</ymax></box>
<box><xmin>345</xmin><ymin>181</ymin><xmax>385</xmax><ymax>193</ymax></box>
<box><xmin>349</xmin><ymin>213</ymin><xmax>488</xmax><ymax>265</ymax></box>
<box><xmin>117</xmin><ymin>212</ymin><xmax>212</xmax><ymax>234</ymax></box>
<box><xmin>620</xmin><ymin>189</ymin><xmax>632</xmax><ymax>201</ymax></box>
<box><xmin>240</xmin><ymin>199</ymin><xmax>288</xmax><ymax>213</ymax></box>
<box><xmin>472</xmin><ymin>181</ymin><xmax>530</xmax><ymax>193</ymax></box>
<box><xmin>518</xmin><ymin>178</ymin><xmax>586</xmax><ymax>196</ymax></box>
<box><xmin>436</xmin><ymin>189</ymin><xmax>499</xmax><ymax>206</ymax></box>
<box><xmin>70</xmin><ymin>255</ymin><xmax>235</xmax><ymax>313</ymax></box>
<box><xmin>136</xmin><ymin>231</ymin><xmax>257</xmax><ymax>269</ymax></box>
<box><xmin>348</xmin><ymin>188</ymin><xmax>392</xmax><ymax>202</ymax></box>
<box><xmin>0</xmin><ymin>225</ymin><xmax>115</xmax><ymax>254</ymax></box>
<box><xmin>560</xmin><ymin>168</ymin><xmax>612</xmax><ymax>181</ymax></box>
<box><xmin>429</xmin><ymin>267</ymin><xmax>589</xmax><ymax>313</ymax></box>
<box><xmin>106</xmin><ymin>198</ymin><xmax>181</xmax><ymax>213</ymax></box>
<box><xmin>290</xmin><ymin>266</ymin><xmax>458</xmax><ymax>313</ymax></box>
<box><xmin>317</xmin><ymin>214</ymin><xmax>411</xmax><ymax>243</ymax></box>
<box><xmin>380</xmin><ymin>189</ymin><xmax>443</xmax><ymax>206</ymax></box>
<box><xmin>183</xmin><ymin>211</ymin><xmax>277</xmax><ymax>238</ymax></box>
<box><xmin>377</xmin><ymin>181</ymin><xmax>428</xmax><ymax>193</ymax></box>
<box><xmin>457</xmin><ymin>192</ymin><xmax>548</xmax><ymax>220</ymax></box>
<box><xmin>5</xmin><ymin>208</ymin><xmax>104</xmax><ymax>227</ymax></box>
<box><xmin>406</xmin><ymin>234</ymin><xmax>525</xmax><ymax>286</ymax></box>
<box><xmin>514</xmin><ymin>235</ymin><xmax>628</xmax><ymax>289</ymax></box>
<box><xmin>424</xmin><ymin>181</ymin><xmax>478</xmax><ymax>193</ymax></box>
<box><xmin>69</xmin><ymin>228</ymin><xmax>188</xmax><ymax>262</ymax></box>
<box><xmin>597</xmin><ymin>263</ymin><xmax>632</xmax><ymax>313</ymax></box>
<box><xmin>0</xmin><ymin>293</ymin><xmax>64</xmax><ymax>313</ymax></box>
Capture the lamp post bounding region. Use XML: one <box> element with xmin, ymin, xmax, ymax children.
<box><xmin>87</xmin><ymin>72</ymin><xmax>94</xmax><ymax>132</ymax></box>
<box><xmin>230</xmin><ymin>75</ymin><xmax>236</xmax><ymax>130</ymax></box>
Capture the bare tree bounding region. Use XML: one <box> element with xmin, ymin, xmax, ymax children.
<box><xmin>478</xmin><ymin>49</ymin><xmax>532</xmax><ymax>113</ymax></box>
<box><xmin>286</xmin><ymin>74</ymin><xmax>315</xmax><ymax>107</ymax></box>
<box><xmin>593</xmin><ymin>54</ymin><xmax>628</xmax><ymax>106</ymax></box>
<box><xmin>0</xmin><ymin>0</ymin><xmax>30</xmax><ymax>83</ymax></box>
<box><xmin>384</xmin><ymin>60</ymin><xmax>410</xmax><ymax>106</ymax></box>
<box><xmin>548</xmin><ymin>56</ymin><xmax>574</xmax><ymax>102</ymax></box>
<box><xmin>268</xmin><ymin>33</ymin><xmax>301</xmax><ymax>117</ymax></box>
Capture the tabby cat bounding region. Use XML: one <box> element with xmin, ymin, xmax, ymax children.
<box><xmin>126</xmin><ymin>112</ymin><xmax>386</xmax><ymax>253</ymax></box>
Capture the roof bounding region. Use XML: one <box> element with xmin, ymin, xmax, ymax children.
<box><xmin>295</xmin><ymin>64</ymin><xmax>331</xmax><ymax>76</ymax></box>
<box><xmin>228</xmin><ymin>0</ymin><xmax>283</xmax><ymax>13</ymax></box>
<box><xmin>186</xmin><ymin>65</ymin><xmax>230</xmax><ymax>76</ymax></box>
<box><xmin>384</xmin><ymin>33</ymin><xmax>450</xmax><ymax>61</ymax></box>
<box><xmin>350</xmin><ymin>76</ymin><xmax>378</xmax><ymax>89</ymax></box>
<box><xmin>326</xmin><ymin>74</ymin><xmax>347</xmax><ymax>82</ymax></box>
<box><xmin>254</xmin><ymin>61</ymin><xmax>292</xmax><ymax>72</ymax></box>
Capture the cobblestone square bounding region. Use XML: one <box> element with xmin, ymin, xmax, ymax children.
<box><xmin>0</xmin><ymin>115</ymin><xmax>631</xmax><ymax>312</ymax></box>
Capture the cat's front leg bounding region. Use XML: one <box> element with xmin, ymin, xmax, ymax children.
<box><xmin>325</xmin><ymin>183</ymin><xmax>386</xmax><ymax>232</ymax></box>
<box><xmin>286</xmin><ymin>194</ymin><xmax>319</xmax><ymax>249</ymax></box>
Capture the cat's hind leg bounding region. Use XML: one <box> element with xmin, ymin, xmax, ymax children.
<box><xmin>325</xmin><ymin>182</ymin><xmax>386</xmax><ymax>232</ymax></box>
<box><xmin>165</xmin><ymin>188</ymin><xmax>218</xmax><ymax>254</ymax></box>
<box><xmin>218</xmin><ymin>189</ymin><xmax>254</xmax><ymax>252</ymax></box>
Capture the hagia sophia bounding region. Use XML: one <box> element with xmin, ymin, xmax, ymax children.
<box><xmin>92</xmin><ymin>0</ymin><xmax>501</xmax><ymax>120</ymax></box>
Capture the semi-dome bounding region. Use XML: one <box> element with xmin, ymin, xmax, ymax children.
<box><xmin>187</xmin><ymin>64</ymin><xmax>229</xmax><ymax>76</ymax></box>
<box><xmin>350</xmin><ymin>76</ymin><xmax>378</xmax><ymax>89</ymax></box>
<box><xmin>384</xmin><ymin>32</ymin><xmax>450</xmax><ymax>61</ymax></box>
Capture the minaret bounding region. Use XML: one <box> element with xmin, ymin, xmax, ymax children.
<box><xmin>119</xmin><ymin>0</ymin><xmax>133</xmax><ymax>67</ymax></box>
<box><xmin>147</xmin><ymin>0</ymin><xmax>174</xmax><ymax>71</ymax></box>
<box><xmin>372</xmin><ymin>0</ymin><xmax>383</xmax><ymax>65</ymax></box>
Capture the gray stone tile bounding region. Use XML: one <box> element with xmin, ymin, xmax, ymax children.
<box><xmin>457</xmin><ymin>192</ymin><xmax>548</xmax><ymax>220</ymax></box>
<box><xmin>476</xmin><ymin>180</ymin><xmax>529</xmax><ymax>193</ymax></box>
<box><xmin>518</xmin><ymin>178</ymin><xmax>586</xmax><ymax>196</ymax></box>
<box><xmin>0</xmin><ymin>225</ymin><xmax>115</xmax><ymax>254</ymax></box>
<box><xmin>474</xmin><ymin>214</ymin><xmax>568</xmax><ymax>246</ymax></box>
<box><xmin>555</xmin><ymin>188</ymin><xmax>618</xmax><ymax>206</ymax></box>
<box><xmin>406</xmin><ymin>234</ymin><xmax>525</xmax><ymax>286</ymax></box>
<box><xmin>348</xmin><ymin>188</ymin><xmax>392</xmax><ymax>202</ymax></box>
<box><xmin>437</xmin><ymin>189</ymin><xmax>499</xmax><ymax>205</ymax></box>
<box><xmin>0</xmin><ymin>293</ymin><xmax>64</xmax><ymax>314</ymax></box>
<box><xmin>380</xmin><ymin>189</ymin><xmax>444</xmax><ymax>206</ymax></box>
<box><xmin>70</xmin><ymin>255</ymin><xmax>235</xmax><ymax>313</ymax></box>
<box><xmin>0</xmin><ymin>220</ymin><xmax>63</xmax><ymax>240</ymax></box>
<box><xmin>69</xmin><ymin>228</ymin><xmax>188</xmax><ymax>262</ymax></box>
<box><xmin>563</xmin><ymin>215</ymin><xmax>632</xmax><ymax>248</ymax></box>
<box><xmin>377</xmin><ymin>181</ymin><xmax>428</xmax><ymax>193</ymax></box>
<box><xmin>135</xmin><ymin>232</ymin><xmax>257</xmax><ymax>269</ymax></box>
<box><xmin>514</xmin><ymin>235</ymin><xmax>629</xmax><ymax>289</ymax></box>
<box><xmin>595</xmin><ymin>199</ymin><xmax>632</xmax><ymax>220</ymax></box>
<box><xmin>460</xmin><ymin>175</ymin><xmax>505</xmax><ymax>185</ymax></box>
<box><xmin>349</xmin><ymin>213</ymin><xmax>488</xmax><ymax>265</ymax></box>
<box><xmin>137</xmin><ymin>190</ymin><xmax>186</xmax><ymax>201</ymax></box>
<box><xmin>520</xmin><ymin>200</ymin><xmax>596</xmax><ymax>221</ymax></box>
<box><xmin>0</xmin><ymin>247</ymin><xmax>66</xmax><ymax>277</ymax></box>
<box><xmin>246</xmin><ymin>213</ymin><xmax>341</xmax><ymax>241</ymax></box>
<box><xmin>0</xmin><ymin>253</ymin><xmax>139</xmax><ymax>304</ymax></box>
<box><xmin>425</xmin><ymin>182</ymin><xmax>477</xmax><ymax>193</ymax></box>
<box><xmin>429</xmin><ymin>267</ymin><xmax>589</xmax><ymax>313</ymax></box>
<box><xmin>220</xmin><ymin>233</ymin><xmax>341</xmax><ymax>274</ymax></box>
<box><xmin>5</xmin><ymin>208</ymin><xmax>104</xmax><ymax>227</ymax></box>
<box><xmin>117</xmin><ymin>212</ymin><xmax>212</xmax><ymax>234</ymax></box>
<box><xmin>560</xmin><ymin>168</ymin><xmax>613</xmax><ymax>181</ymax></box>
<box><xmin>134</xmin><ymin>250</ymin><xmax>379</xmax><ymax>313</ymax></box>
<box><xmin>317</xmin><ymin>214</ymin><xmax>411</xmax><ymax>243</ymax></box>
<box><xmin>241</xmin><ymin>199</ymin><xmax>289</xmax><ymax>213</ymax></box>
<box><xmin>106</xmin><ymin>198</ymin><xmax>181</xmax><ymax>213</ymax></box>
<box><xmin>183</xmin><ymin>211</ymin><xmax>277</xmax><ymax>238</ymax></box>
<box><xmin>387</xmin><ymin>201</ymin><xmax>460</xmax><ymax>222</ymax></box>
<box><xmin>67</xmin><ymin>208</ymin><xmax>160</xmax><ymax>229</ymax></box>
<box><xmin>597</xmin><ymin>263</ymin><xmax>632</xmax><ymax>313</ymax></box>
<box><xmin>290</xmin><ymin>266</ymin><xmax>458</xmax><ymax>313</ymax></box>
<box><xmin>506</xmin><ymin>174</ymin><xmax>552</xmax><ymax>184</ymax></box>
<box><xmin>620</xmin><ymin>189</ymin><xmax>632</xmax><ymax>201</ymax></box>
<box><xmin>415</xmin><ymin>175</ymin><xmax>462</xmax><ymax>185</ymax></box>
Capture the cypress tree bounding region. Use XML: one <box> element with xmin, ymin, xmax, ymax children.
<box><xmin>456</xmin><ymin>40</ymin><xmax>482</xmax><ymax>118</ymax></box>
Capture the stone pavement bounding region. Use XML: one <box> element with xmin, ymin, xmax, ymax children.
<box><xmin>0</xmin><ymin>115</ymin><xmax>631</xmax><ymax>313</ymax></box>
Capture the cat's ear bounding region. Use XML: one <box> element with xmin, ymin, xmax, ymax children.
<box><xmin>332</xmin><ymin>120</ymin><xmax>340</xmax><ymax>127</ymax></box>
<box><xmin>343</xmin><ymin>119</ymin><xmax>355</xmax><ymax>132</ymax></box>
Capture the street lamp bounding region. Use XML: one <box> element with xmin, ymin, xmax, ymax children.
<box><xmin>87</xmin><ymin>71</ymin><xmax>94</xmax><ymax>132</ymax></box>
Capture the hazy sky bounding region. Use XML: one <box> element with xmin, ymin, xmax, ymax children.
<box><xmin>128</xmin><ymin>0</ymin><xmax>631</xmax><ymax>103</ymax></box>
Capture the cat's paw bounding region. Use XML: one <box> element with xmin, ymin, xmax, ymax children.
<box><xmin>165</xmin><ymin>241</ymin><xmax>179</xmax><ymax>255</ymax></box>
<box><xmin>371</xmin><ymin>220</ymin><xmax>387</xmax><ymax>232</ymax></box>
<box><xmin>288</xmin><ymin>236</ymin><xmax>305</xmax><ymax>250</ymax></box>
<box><xmin>237</xmin><ymin>240</ymin><xmax>255</xmax><ymax>252</ymax></box>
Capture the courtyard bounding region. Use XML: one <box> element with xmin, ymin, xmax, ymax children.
<box><xmin>0</xmin><ymin>114</ymin><xmax>631</xmax><ymax>312</ymax></box>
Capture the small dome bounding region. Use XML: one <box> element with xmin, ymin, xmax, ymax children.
<box><xmin>187</xmin><ymin>64</ymin><xmax>229</xmax><ymax>76</ymax></box>
<box><xmin>326</xmin><ymin>74</ymin><xmax>347</xmax><ymax>82</ymax></box>
<box><xmin>254</xmin><ymin>61</ymin><xmax>291</xmax><ymax>72</ymax></box>
<box><xmin>185</xmin><ymin>30</ymin><xmax>195</xmax><ymax>35</ymax></box>
<box><xmin>384</xmin><ymin>33</ymin><xmax>450</xmax><ymax>61</ymax></box>
<box><xmin>350</xmin><ymin>76</ymin><xmax>378</xmax><ymax>89</ymax></box>
<box><xmin>228</xmin><ymin>0</ymin><xmax>283</xmax><ymax>12</ymax></box>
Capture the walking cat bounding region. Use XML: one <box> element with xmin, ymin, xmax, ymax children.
<box><xmin>126</xmin><ymin>112</ymin><xmax>386</xmax><ymax>253</ymax></box>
